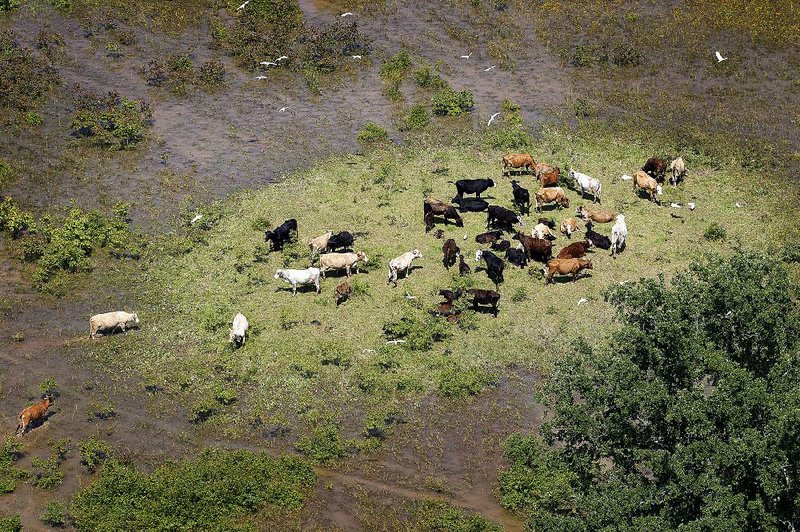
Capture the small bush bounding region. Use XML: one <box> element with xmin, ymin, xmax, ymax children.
<box><xmin>189</xmin><ymin>400</ymin><xmax>216</xmax><ymax>423</ymax></box>
<box><xmin>411</xmin><ymin>501</ymin><xmax>502</xmax><ymax>531</ymax></box>
<box><xmin>383</xmin><ymin>310</ymin><xmax>452</xmax><ymax>351</ymax></box>
<box><xmin>413</xmin><ymin>65</ymin><xmax>447</xmax><ymax>90</ymax></box>
<box><xmin>0</xmin><ymin>197</ymin><xmax>34</xmax><ymax>238</ymax></box>
<box><xmin>104</xmin><ymin>42</ymin><xmax>122</xmax><ymax>59</ymax></box>
<box><xmin>296</xmin><ymin>417</ymin><xmax>348</xmax><ymax>464</ymax></box>
<box><xmin>70</xmin><ymin>449</ymin><xmax>316</xmax><ymax>530</ymax></box>
<box><xmin>23</xmin><ymin>112</ymin><xmax>43</xmax><ymax>126</ymax></box>
<box><xmin>70</xmin><ymin>91</ymin><xmax>153</xmax><ymax>150</ymax></box>
<box><xmin>438</xmin><ymin>362</ymin><xmax>497</xmax><ymax>398</ymax></box>
<box><xmin>704</xmin><ymin>222</ymin><xmax>727</xmax><ymax>241</ymax></box>
<box><xmin>40</xmin><ymin>501</ymin><xmax>68</xmax><ymax>528</ymax></box>
<box><xmin>198</xmin><ymin>59</ymin><xmax>226</xmax><ymax>86</ymax></box>
<box><xmin>401</xmin><ymin>104</ymin><xmax>430</xmax><ymax>131</ymax></box>
<box><xmin>0</xmin><ymin>515</ymin><xmax>21</xmax><ymax>532</ymax></box>
<box><xmin>0</xmin><ymin>159</ymin><xmax>13</xmax><ymax>189</ymax></box>
<box><xmin>77</xmin><ymin>437</ymin><xmax>112</xmax><ymax>473</ymax></box>
<box><xmin>357</xmin><ymin>122</ymin><xmax>390</xmax><ymax>146</ymax></box>
<box><xmin>0</xmin><ymin>437</ymin><xmax>26</xmax><ymax>494</ymax></box>
<box><xmin>0</xmin><ymin>31</ymin><xmax>60</xmax><ymax>118</ymax></box>
<box><xmin>39</xmin><ymin>377</ymin><xmax>58</xmax><ymax>396</ymax></box>
<box><xmin>30</xmin><ymin>454</ymin><xmax>63</xmax><ymax>489</ymax></box>
<box><xmin>0</xmin><ymin>0</ymin><xmax>20</xmax><ymax>11</ymax></box>
<box><xmin>571</xmin><ymin>45</ymin><xmax>598</xmax><ymax>67</ymax></box>
<box><xmin>431</xmin><ymin>88</ymin><xmax>474</xmax><ymax>116</ymax></box>
<box><xmin>379</xmin><ymin>49</ymin><xmax>412</xmax><ymax>79</ymax></box>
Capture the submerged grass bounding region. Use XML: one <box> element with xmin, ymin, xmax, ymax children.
<box><xmin>80</xmin><ymin>122</ymin><xmax>799</xmax><ymax>450</ymax></box>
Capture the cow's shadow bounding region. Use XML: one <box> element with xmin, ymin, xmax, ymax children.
<box><xmin>547</xmin><ymin>272</ymin><xmax>593</xmax><ymax>284</ymax></box>
<box><xmin>275</xmin><ymin>284</ymin><xmax>321</xmax><ymax>295</ymax></box>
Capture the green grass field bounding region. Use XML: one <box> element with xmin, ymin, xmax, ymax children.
<box><xmin>80</xmin><ymin>121</ymin><xmax>799</xmax><ymax>450</ymax></box>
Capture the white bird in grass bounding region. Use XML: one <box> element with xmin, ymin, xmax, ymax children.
<box><xmin>460</xmin><ymin>52</ymin><xmax>472</xmax><ymax>59</ymax></box>
<box><xmin>577</xmin><ymin>298</ymin><xmax>588</xmax><ymax>306</ymax></box>
<box><xmin>351</xmin><ymin>55</ymin><xmax>362</xmax><ymax>59</ymax></box>
<box><xmin>688</xmin><ymin>202</ymin><xmax>696</xmax><ymax>210</ymax></box>
<box><xmin>276</xmin><ymin>55</ymin><xmax>288</xmax><ymax>62</ymax></box>
<box><xmin>255</xmin><ymin>75</ymin><xmax>268</xmax><ymax>80</ymax></box>
<box><xmin>735</xmin><ymin>201</ymin><xmax>745</xmax><ymax>208</ymax></box>
<box><xmin>715</xmin><ymin>51</ymin><xmax>728</xmax><ymax>63</ymax></box>
<box><xmin>278</xmin><ymin>107</ymin><xmax>290</xmax><ymax>112</ymax></box>
<box><xmin>670</xmin><ymin>202</ymin><xmax>682</xmax><ymax>208</ymax></box>
<box><xmin>386</xmin><ymin>339</ymin><xmax>406</xmax><ymax>345</ymax></box>
<box><xmin>341</xmin><ymin>12</ymin><xmax>353</xmax><ymax>17</ymax></box>
<box><xmin>260</xmin><ymin>61</ymin><xmax>278</xmax><ymax>66</ymax></box>
<box><xmin>487</xmin><ymin>112</ymin><xmax>500</xmax><ymax>127</ymax></box>
<box><xmin>404</xmin><ymin>292</ymin><xmax>416</xmax><ymax>300</ymax></box>
<box><xmin>483</xmin><ymin>65</ymin><xmax>496</xmax><ymax>72</ymax></box>
<box><xmin>463</xmin><ymin>233</ymin><xmax>468</xmax><ymax>240</ymax></box>
<box><xmin>237</xmin><ymin>0</ymin><xmax>250</xmax><ymax>10</ymax></box>
<box><xmin>190</xmin><ymin>213</ymin><xmax>202</xmax><ymax>225</ymax></box>
<box><xmin>620</xmin><ymin>174</ymin><xmax>633</xmax><ymax>180</ymax></box>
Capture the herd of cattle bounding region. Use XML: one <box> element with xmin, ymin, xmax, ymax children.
<box><xmin>14</xmin><ymin>154</ymin><xmax>689</xmax><ymax>435</ymax></box>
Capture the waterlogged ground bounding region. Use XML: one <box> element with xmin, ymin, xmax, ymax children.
<box><xmin>1</xmin><ymin>0</ymin><xmax>799</xmax><ymax>529</ymax></box>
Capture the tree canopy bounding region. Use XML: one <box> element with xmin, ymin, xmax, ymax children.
<box><xmin>500</xmin><ymin>251</ymin><xmax>800</xmax><ymax>530</ymax></box>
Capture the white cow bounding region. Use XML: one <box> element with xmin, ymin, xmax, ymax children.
<box><xmin>89</xmin><ymin>311</ymin><xmax>139</xmax><ymax>339</ymax></box>
<box><xmin>532</xmin><ymin>222</ymin><xmax>556</xmax><ymax>240</ymax></box>
<box><xmin>610</xmin><ymin>214</ymin><xmax>628</xmax><ymax>258</ymax></box>
<box><xmin>388</xmin><ymin>249</ymin><xmax>422</xmax><ymax>287</ymax></box>
<box><xmin>274</xmin><ymin>267</ymin><xmax>321</xmax><ymax>296</ymax></box>
<box><xmin>669</xmin><ymin>157</ymin><xmax>687</xmax><ymax>186</ymax></box>
<box><xmin>228</xmin><ymin>313</ymin><xmax>249</xmax><ymax>346</ymax></box>
<box><xmin>570</xmin><ymin>170</ymin><xmax>602</xmax><ymax>204</ymax></box>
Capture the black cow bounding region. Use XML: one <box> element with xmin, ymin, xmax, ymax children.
<box><xmin>585</xmin><ymin>221</ymin><xmax>611</xmax><ymax>250</ymax></box>
<box><xmin>467</xmin><ymin>288</ymin><xmax>500</xmax><ymax>317</ymax></box>
<box><xmin>451</xmin><ymin>197</ymin><xmax>489</xmax><ymax>212</ymax></box>
<box><xmin>453</xmin><ymin>179</ymin><xmax>495</xmax><ymax>198</ymax></box>
<box><xmin>537</xmin><ymin>217</ymin><xmax>556</xmax><ymax>229</ymax></box>
<box><xmin>264</xmin><ymin>219</ymin><xmax>297</xmax><ymax>250</ymax></box>
<box><xmin>511</xmin><ymin>180</ymin><xmax>530</xmax><ymax>214</ymax></box>
<box><xmin>327</xmin><ymin>231</ymin><xmax>355</xmax><ymax>251</ymax></box>
<box><xmin>487</xmin><ymin>205</ymin><xmax>521</xmax><ymax>232</ymax></box>
<box><xmin>505</xmin><ymin>247</ymin><xmax>528</xmax><ymax>268</ymax></box>
<box><xmin>476</xmin><ymin>230</ymin><xmax>504</xmax><ymax>245</ymax></box>
<box><xmin>491</xmin><ymin>240</ymin><xmax>511</xmax><ymax>252</ymax></box>
<box><xmin>458</xmin><ymin>254</ymin><xmax>471</xmax><ymax>276</ymax></box>
<box><xmin>475</xmin><ymin>249</ymin><xmax>504</xmax><ymax>289</ymax></box>
<box><xmin>442</xmin><ymin>238</ymin><xmax>459</xmax><ymax>270</ymax></box>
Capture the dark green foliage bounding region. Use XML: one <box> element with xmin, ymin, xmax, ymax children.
<box><xmin>189</xmin><ymin>399</ymin><xmax>216</xmax><ymax>423</ymax></box>
<box><xmin>40</xmin><ymin>501</ymin><xmax>68</xmax><ymax>528</ymax></box>
<box><xmin>382</xmin><ymin>309</ymin><xmax>452</xmax><ymax>351</ymax></box>
<box><xmin>296</xmin><ymin>415</ymin><xmax>348</xmax><ymax>464</ymax></box>
<box><xmin>401</xmin><ymin>104</ymin><xmax>430</xmax><ymax>131</ymax></box>
<box><xmin>0</xmin><ymin>0</ymin><xmax>20</xmax><ymax>11</ymax></box>
<box><xmin>431</xmin><ymin>88</ymin><xmax>474</xmax><ymax>116</ymax></box>
<box><xmin>505</xmin><ymin>251</ymin><xmax>800</xmax><ymax>529</ymax></box>
<box><xmin>78</xmin><ymin>437</ymin><xmax>112</xmax><ymax>473</ymax></box>
<box><xmin>30</xmin><ymin>453</ymin><xmax>64</xmax><ymax>489</ymax></box>
<box><xmin>357</xmin><ymin>122</ymin><xmax>390</xmax><ymax>146</ymax></box>
<box><xmin>142</xmin><ymin>54</ymin><xmax>226</xmax><ymax>94</ymax></box>
<box><xmin>197</xmin><ymin>59</ymin><xmax>226</xmax><ymax>86</ymax></box>
<box><xmin>296</xmin><ymin>21</ymin><xmax>371</xmax><ymax>74</ymax></box>
<box><xmin>0</xmin><ymin>515</ymin><xmax>21</xmax><ymax>532</ymax></box>
<box><xmin>70</xmin><ymin>91</ymin><xmax>153</xmax><ymax>149</ymax></box>
<box><xmin>380</xmin><ymin>49</ymin><xmax>413</xmax><ymax>101</ymax></box>
<box><xmin>410</xmin><ymin>501</ymin><xmax>502</xmax><ymax>531</ymax></box>
<box><xmin>0</xmin><ymin>437</ymin><xmax>26</xmax><ymax>494</ymax></box>
<box><xmin>704</xmin><ymin>222</ymin><xmax>727</xmax><ymax>241</ymax></box>
<box><xmin>0</xmin><ymin>30</ymin><xmax>60</xmax><ymax>119</ymax></box>
<box><xmin>0</xmin><ymin>158</ymin><xmax>13</xmax><ymax>189</ymax></box>
<box><xmin>70</xmin><ymin>449</ymin><xmax>316</xmax><ymax>530</ymax></box>
<box><xmin>413</xmin><ymin>65</ymin><xmax>447</xmax><ymax>90</ymax></box>
<box><xmin>438</xmin><ymin>361</ymin><xmax>497</xmax><ymax>398</ymax></box>
<box><xmin>0</xmin><ymin>196</ymin><xmax>34</xmax><ymax>238</ymax></box>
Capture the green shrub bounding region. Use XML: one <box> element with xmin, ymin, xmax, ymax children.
<box><xmin>357</xmin><ymin>122</ymin><xmax>390</xmax><ymax>146</ymax></box>
<box><xmin>40</xmin><ymin>501</ymin><xmax>68</xmax><ymax>528</ymax></box>
<box><xmin>703</xmin><ymin>222</ymin><xmax>727</xmax><ymax>241</ymax></box>
<box><xmin>30</xmin><ymin>453</ymin><xmax>64</xmax><ymax>489</ymax></box>
<box><xmin>0</xmin><ymin>515</ymin><xmax>21</xmax><ymax>532</ymax></box>
<box><xmin>401</xmin><ymin>104</ymin><xmax>430</xmax><ymax>131</ymax></box>
<box><xmin>379</xmin><ymin>49</ymin><xmax>412</xmax><ymax>79</ymax></box>
<box><xmin>382</xmin><ymin>309</ymin><xmax>451</xmax><ymax>351</ymax></box>
<box><xmin>0</xmin><ymin>31</ymin><xmax>60</xmax><ymax>117</ymax></box>
<box><xmin>431</xmin><ymin>88</ymin><xmax>474</xmax><ymax>116</ymax></box>
<box><xmin>0</xmin><ymin>159</ymin><xmax>13</xmax><ymax>189</ymax></box>
<box><xmin>296</xmin><ymin>415</ymin><xmax>348</xmax><ymax>464</ymax></box>
<box><xmin>571</xmin><ymin>44</ymin><xmax>598</xmax><ymax>67</ymax></box>
<box><xmin>39</xmin><ymin>377</ymin><xmax>58</xmax><ymax>396</ymax></box>
<box><xmin>0</xmin><ymin>197</ymin><xmax>34</xmax><ymax>238</ymax></box>
<box><xmin>0</xmin><ymin>0</ymin><xmax>20</xmax><ymax>11</ymax></box>
<box><xmin>438</xmin><ymin>362</ymin><xmax>497</xmax><ymax>398</ymax></box>
<box><xmin>104</xmin><ymin>42</ymin><xmax>122</xmax><ymax>59</ymax></box>
<box><xmin>413</xmin><ymin>65</ymin><xmax>447</xmax><ymax>90</ymax></box>
<box><xmin>70</xmin><ymin>91</ymin><xmax>152</xmax><ymax>150</ymax></box>
<box><xmin>189</xmin><ymin>400</ymin><xmax>216</xmax><ymax>423</ymax></box>
<box><xmin>77</xmin><ymin>437</ymin><xmax>112</xmax><ymax>473</ymax></box>
<box><xmin>411</xmin><ymin>501</ymin><xmax>501</xmax><ymax>531</ymax></box>
<box><xmin>23</xmin><ymin>111</ymin><xmax>43</xmax><ymax>126</ymax></box>
<box><xmin>198</xmin><ymin>59</ymin><xmax>226</xmax><ymax>86</ymax></box>
<box><xmin>363</xmin><ymin>407</ymin><xmax>402</xmax><ymax>439</ymax></box>
<box><xmin>0</xmin><ymin>437</ymin><xmax>26</xmax><ymax>494</ymax></box>
<box><xmin>70</xmin><ymin>449</ymin><xmax>316</xmax><ymax>530</ymax></box>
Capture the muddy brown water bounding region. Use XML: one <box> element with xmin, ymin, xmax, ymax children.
<box><xmin>0</xmin><ymin>1</ymin><xmax>566</xmax><ymax>528</ymax></box>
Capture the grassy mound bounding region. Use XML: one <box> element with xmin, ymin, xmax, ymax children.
<box><xmin>84</xmin><ymin>122</ymin><xmax>798</xmax><ymax>446</ymax></box>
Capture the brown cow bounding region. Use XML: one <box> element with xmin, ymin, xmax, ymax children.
<box><xmin>335</xmin><ymin>282</ymin><xmax>351</xmax><ymax>306</ymax></box>
<box><xmin>442</xmin><ymin>239</ymin><xmax>459</xmax><ymax>270</ymax></box>
<box><xmin>534</xmin><ymin>186</ymin><xmax>570</xmax><ymax>212</ymax></box>
<box><xmin>557</xmin><ymin>239</ymin><xmax>594</xmax><ymax>259</ymax></box>
<box><xmin>535</xmin><ymin>163</ymin><xmax>560</xmax><ymax>187</ymax></box>
<box><xmin>513</xmin><ymin>232</ymin><xmax>553</xmax><ymax>263</ymax></box>
<box><xmin>642</xmin><ymin>157</ymin><xmax>667</xmax><ymax>183</ymax></box>
<box><xmin>560</xmin><ymin>218</ymin><xmax>581</xmax><ymax>239</ymax></box>
<box><xmin>424</xmin><ymin>198</ymin><xmax>464</xmax><ymax>231</ymax></box>
<box><xmin>502</xmin><ymin>153</ymin><xmax>535</xmax><ymax>176</ymax></box>
<box><xmin>16</xmin><ymin>396</ymin><xmax>54</xmax><ymax>436</ymax></box>
<box><xmin>544</xmin><ymin>258</ymin><xmax>593</xmax><ymax>284</ymax></box>
<box><xmin>633</xmin><ymin>170</ymin><xmax>663</xmax><ymax>203</ymax></box>
<box><xmin>576</xmin><ymin>205</ymin><xmax>615</xmax><ymax>223</ymax></box>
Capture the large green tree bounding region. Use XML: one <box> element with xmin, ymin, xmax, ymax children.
<box><xmin>501</xmin><ymin>251</ymin><xmax>800</xmax><ymax>530</ymax></box>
